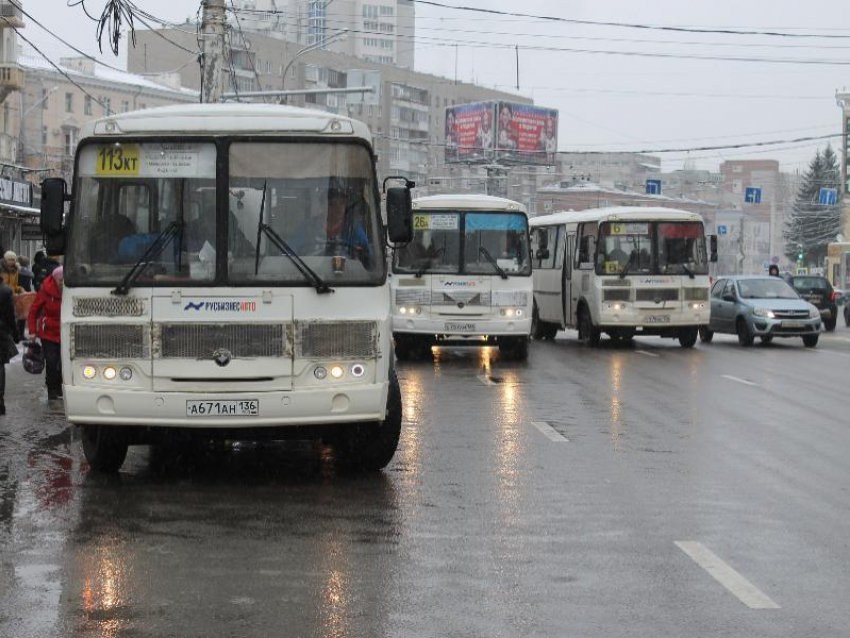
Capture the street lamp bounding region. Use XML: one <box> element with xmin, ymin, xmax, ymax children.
<box><xmin>281</xmin><ymin>29</ymin><xmax>348</xmax><ymax>91</ymax></box>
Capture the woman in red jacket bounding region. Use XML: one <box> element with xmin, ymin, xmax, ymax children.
<box><xmin>28</xmin><ymin>266</ymin><xmax>63</xmax><ymax>400</ymax></box>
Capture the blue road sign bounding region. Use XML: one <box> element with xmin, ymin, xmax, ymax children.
<box><xmin>745</xmin><ymin>187</ymin><xmax>762</xmax><ymax>204</ymax></box>
<box><xmin>717</xmin><ymin>225</ymin><xmax>728</xmax><ymax>235</ymax></box>
<box><xmin>818</xmin><ymin>187</ymin><xmax>838</xmax><ymax>206</ymax></box>
<box><xmin>645</xmin><ymin>179</ymin><xmax>662</xmax><ymax>195</ymax></box>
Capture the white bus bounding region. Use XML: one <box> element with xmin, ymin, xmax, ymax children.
<box><xmin>39</xmin><ymin>103</ymin><xmax>416</xmax><ymax>472</ymax></box>
<box><xmin>391</xmin><ymin>195</ymin><xmax>532</xmax><ymax>360</ymax></box>
<box><xmin>529</xmin><ymin>207</ymin><xmax>716</xmax><ymax>348</ymax></box>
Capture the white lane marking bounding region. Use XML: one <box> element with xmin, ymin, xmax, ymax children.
<box><xmin>531</xmin><ymin>421</ymin><xmax>569</xmax><ymax>442</ymax></box>
<box><xmin>675</xmin><ymin>541</ymin><xmax>780</xmax><ymax>609</ymax></box>
<box><xmin>721</xmin><ymin>374</ymin><xmax>759</xmax><ymax>387</ymax></box>
<box><xmin>635</xmin><ymin>349</ymin><xmax>660</xmax><ymax>358</ymax></box>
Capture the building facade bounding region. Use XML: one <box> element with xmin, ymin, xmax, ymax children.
<box><xmin>232</xmin><ymin>0</ymin><xmax>415</xmax><ymax>69</ymax></box>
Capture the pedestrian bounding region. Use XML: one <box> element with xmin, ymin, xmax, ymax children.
<box><xmin>28</xmin><ymin>265</ymin><xmax>63</xmax><ymax>400</ymax></box>
<box><xmin>0</xmin><ymin>251</ymin><xmax>22</xmax><ymax>293</ymax></box>
<box><xmin>0</xmin><ymin>279</ymin><xmax>20</xmax><ymax>415</ymax></box>
<box><xmin>768</xmin><ymin>264</ymin><xmax>780</xmax><ymax>277</ymax></box>
<box><xmin>32</xmin><ymin>251</ymin><xmax>58</xmax><ymax>291</ymax></box>
<box><xmin>16</xmin><ymin>255</ymin><xmax>34</xmax><ymax>338</ymax></box>
<box><xmin>17</xmin><ymin>256</ymin><xmax>33</xmax><ymax>292</ymax></box>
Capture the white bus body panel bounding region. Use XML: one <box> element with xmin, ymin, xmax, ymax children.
<box><xmin>62</xmin><ymin>287</ymin><xmax>391</xmax><ymax>428</ymax></box>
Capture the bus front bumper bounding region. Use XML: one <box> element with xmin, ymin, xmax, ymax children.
<box><xmin>64</xmin><ymin>383</ymin><xmax>389</xmax><ymax>428</ymax></box>
<box><xmin>392</xmin><ymin>315</ymin><xmax>532</xmax><ymax>337</ymax></box>
<box><xmin>599</xmin><ymin>304</ymin><xmax>710</xmax><ymax>327</ymax></box>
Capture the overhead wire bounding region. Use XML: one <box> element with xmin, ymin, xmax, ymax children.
<box><xmin>227</xmin><ymin>0</ymin><xmax>267</xmax><ymax>101</ymax></box>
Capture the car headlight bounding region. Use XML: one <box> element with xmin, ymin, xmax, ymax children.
<box><xmin>809</xmin><ymin>306</ymin><xmax>820</xmax><ymax>319</ymax></box>
<box><xmin>752</xmin><ymin>308</ymin><xmax>775</xmax><ymax>319</ymax></box>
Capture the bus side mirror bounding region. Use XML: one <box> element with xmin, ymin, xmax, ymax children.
<box><xmin>709</xmin><ymin>235</ymin><xmax>718</xmax><ymax>263</ymax></box>
<box><xmin>386</xmin><ymin>186</ymin><xmax>413</xmax><ymax>244</ymax></box>
<box><xmin>40</xmin><ymin>178</ymin><xmax>68</xmax><ymax>255</ymax></box>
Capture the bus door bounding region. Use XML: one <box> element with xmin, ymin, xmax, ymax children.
<box><xmin>563</xmin><ymin>229</ymin><xmax>575</xmax><ymax>326</ymax></box>
<box><xmin>532</xmin><ymin>225</ymin><xmax>561</xmax><ymax>323</ymax></box>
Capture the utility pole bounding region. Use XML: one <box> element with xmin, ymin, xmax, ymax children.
<box><xmin>201</xmin><ymin>0</ymin><xmax>227</xmax><ymax>103</ymax></box>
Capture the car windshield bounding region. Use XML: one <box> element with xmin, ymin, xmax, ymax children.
<box><xmin>791</xmin><ymin>276</ymin><xmax>831</xmax><ymax>292</ymax></box>
<box><xmin>736</xmin><ymin>278</ymin><xmax>799</xmax><ymax>299</ymax></box>
<box><xmin>394</xmin><ymin>211</ymin><xmax>530</xmax><ymax>276</ymax></box>
<box><xmin>227</xmin><ymin>142</ymin><xmax>383</xmax><ymax>284</ymax></box>
<box><xmin>67</xmin><ymin>142</ymin><xmax>217</xmax><ymax>284</ymax></box>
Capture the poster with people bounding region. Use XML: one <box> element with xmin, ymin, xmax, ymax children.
<box><xmin>444</xmin><ymin>102</ymin><xmax>496</xmax><ymax>163</ymax></box>
<box><xmin>496</xmin><ymin>102</ymin><xmax>559</xmax><ymax>165</ymax></box>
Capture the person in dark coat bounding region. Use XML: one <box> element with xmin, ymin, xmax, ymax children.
<box><xmin>0</xmin><ymin>281</ymin><xmax>21</xmax><ymax>415</ymax></box>
<box><xmin>32</xmin><ymin>251</ymin><xmax>59</xmax><ymax>291</ymax></box>
<box><xmin>28</xmin><ymin>266</ymin><xmax>63</xmax><ymax>400</ymax></box>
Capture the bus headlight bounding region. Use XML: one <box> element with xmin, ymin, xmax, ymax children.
<box><xmin>690</xmin><ymin>302</ymin><xmax>707</xmax><ymax>310</ymax></box>
<box><xmin>82</xmin><ymin>365</ymin><xmax>97</xmax><ymax>380</ymax></box>
<box><xmin>330</xmin><ymin>365</ymin><xmax>345</xmax><ymax>379</ymax></box>
<box><xmin>350</xmin><ymin>363</ymin><xmax>366</xmax><ymax>378</ymax></box>
<box><xmin>119</xmin><ymin>367</ymin><xmax>133</xmax><ymax>381</ymax></box>
<box><xmin>314</xmin><ymin>366</ymin><xmax>328</xmax><ymax>380</ymax></box>
<box><xmin>500</xmin><ymin>308</ymin><xmax>523</xmax><ymax>318</ymax></box>
<box><xmin>399</xmin><ymin>306</ymin><xmax>421</xmax><ymax>315</ymax></box>
<box><xmin>102</xmin><ymin>366</ymin><xmax>117</xmax><ymax>381</ymax></box>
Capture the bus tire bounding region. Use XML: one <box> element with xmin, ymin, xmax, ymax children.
<box><xmin>578</xmin><ymin>306</ymin><xmax>601</xmax><ymax>347</ymax></box>
<box><xmin>531</xmin><ymin>304</ymin><xmax>545</xmax><ymax>340</ymax></box>
<box><xmin>698</xmin><ymin>325</ymin><xmax>714</xmax><ymax>343</ymax></box>
<box><xmin>81</xmin><ymin>425</ymin><xmax>129</xmax><ymax>473</ymax></box>
<box><xmin>342</xmin><ymin>370</ymin><xmax>402</xmax><ymax>471</ymax></box>
<box><xmin>499</xmin><ymin>337</ymin><xmax>529</xmax><ymax>360</ymax></box>
<box><xmin>678</xmin><ymin>327</ymin><xmax>698</xmax><ymax>348</ymax></box>
<box><xmin>394</xmin><ymin>336</ymin><xmax>411</xmax><ymax>361</ymax></box>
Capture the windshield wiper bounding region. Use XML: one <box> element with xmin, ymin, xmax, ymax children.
<box><xmin>253</xmin><ymin>184</ymin><xmax>332</xmax><ymax>294</ymax></box>
<box><xmin>414</xmin><ymin>247</ymin><xmax>445</xmax><ymax>278</ymax></box>
<box><xmin>478</xmin><ymin>246</ymin><xmax>508</xmax><ymax>280</ymax></box>
<box><xmin>619</xmin><ymin>251</ymin><xmax>636</xmax><ymax>279</ymax></box>
<box><xmin>680</xmin><ymin>263</ymin><xmax>695</xmax><ymax>279</ymax></box>
<box><xmin>112</xmin><ymin>221</ymin><xmax>184</xmax><ymax>296</ymax></box>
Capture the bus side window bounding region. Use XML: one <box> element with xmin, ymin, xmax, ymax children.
<box><xmin>554</xmin><ymin>226</ymin><xmax>566</xmax><ymax>270</ymax></box>
<box><xmin>576</xmin><ymin>223</ymin><xmax>597</xmax><ymax>268</ymax></box>
<box><xmin>535</xmin><ymin>227</ymin><xmax>557</xmax><ymax>269</ymax></box>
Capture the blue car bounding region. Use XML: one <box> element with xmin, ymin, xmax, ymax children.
<box><xmin>699</xmin><ymin>275</ymin><xmax>822</xmax><ymax>347</ymax></box>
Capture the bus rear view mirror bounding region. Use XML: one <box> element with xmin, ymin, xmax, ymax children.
<box><xmin>709</xmin><ymin>235</ymin><xmax>718</xmax><ymax>262</ymax></box>
<box><xmin>40</xmin><ymin>178</ymin><xmax>68</xmax><ymax>255</ymax></box>
<box><xmin>386</xmin><ymin>186</ymin><xmax>413</xmax><ymax>244</ymax></box>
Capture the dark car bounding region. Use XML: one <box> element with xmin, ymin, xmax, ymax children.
<box><xmin>787</xmin><ymin>275</ymin><xmax>838</xmax><ymax>331</ymax></box>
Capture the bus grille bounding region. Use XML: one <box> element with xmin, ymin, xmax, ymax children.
<box><xmin>433</xmin><ymin>291</ymin><xmax>490</xmax><ymax>306</ymax></box>
<box><xmin>636</xmin><ymin>289</ymin><xmax>680</xmax><ymax>302</ymax></box>
<box><xmin>157</xmin><ymin>323</ymin><xmax>289</xmax><ymax>359</ymax></box>
<box><xmin>72</xmin><ymin>324</ymin><xmax>149</xmax><ymax>359</ymax></box>
<box><xmin>603</xmin><ymin>289</ymin><xmax>631</xmax><ymax>302</ymax></box>
<box><xmin>296</xmin><ymin>321</ymin><xmax>378</xmax><ymax>359</ymax></box>
<box><xmin>395</xmin><ymin>288</ymin><xmax>432</xmax><ymax>306</ymax></box>
<box><xmin>73</xmin><ymin>297</ymin><xmax>145</xmax><ymax>317</ymax></box>
<box><xmin>683</xmin><ymin>287</ymin><xmax>709</xmax><ymax>301</ymax></box>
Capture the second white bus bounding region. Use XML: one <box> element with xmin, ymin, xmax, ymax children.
<box><xmin>391</xmin><ymin>195</ymin><xmax>533</xmax><ymax>360</ymax></box>
<box><xmin>529</xmin><ymin>207</ymin><xmax>716</xmax><ymax>348</ymax></box>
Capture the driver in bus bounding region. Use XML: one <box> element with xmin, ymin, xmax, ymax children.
<box><xmin>293</xmin><ymin>183</ymin><xmax>371</xmax><ymax>265</ymax></box>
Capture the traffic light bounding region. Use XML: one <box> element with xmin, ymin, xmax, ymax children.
<box><xmin>798</xmin><ymin>253</ymin><xmax>804</xmax><ymax>261</ymax></box>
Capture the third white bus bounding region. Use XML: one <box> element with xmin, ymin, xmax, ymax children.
<box><xmin>529</xmin><ymin>207</ymin><xmax>716</xmax><ymax>348</ymax></box>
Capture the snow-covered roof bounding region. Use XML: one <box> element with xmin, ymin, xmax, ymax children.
<box><xmin>537</xmin><ymin>181</ymin><xmax>712</xmax><ymax>206</ymax></box>
<box><xmin>81</xmin><ymin>103</ymin><xmax>372</xmax><ymax>141</ymax></box>
<box><xmin>413</xmin><ymin>194</ymin><xmax>526</xmax><ymax>213</ymax></box>
<box><xmin>530</xmin><ymin>206</ymin><xmax>704</xmax><ymax>227</ymax></box>
<box><xmin>18</xmin><ymin>54</ymin><xmax>197</xmax><ymax>98</ymax></box>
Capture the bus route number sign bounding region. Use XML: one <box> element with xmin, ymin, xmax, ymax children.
<box><xmin>95</xmin><ymin>144</ymin><xmax>140</xmax><ymax>176</ymax></box>
<box><xmin>413</xmin><ymin>214</ymin><xmax>458</xmax><ymax>231</ymax></box>
<box><xmin>610</xmin><ymin>223</ymin><xmax>648</xmax><ymax>236</ymax></box>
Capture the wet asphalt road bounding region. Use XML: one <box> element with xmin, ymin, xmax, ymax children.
<box><xmin>2</xmin><ymin>326</ymin><xmax>850</xmax><ymax>637</ymax></box>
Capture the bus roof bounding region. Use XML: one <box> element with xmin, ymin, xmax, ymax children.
<box><xmin>412</xmin><ymin>194</ymin><xmax>527</xmax><ymax>213</ymax></box>
<box><xmin>529</xmin><ymin>206</ymin><xmax>703</xmax><ymax>227</ymax></box>
<box><xmin>80</xmin><ymin>103</ymin><xmax>372</xmax><ymax>143</ymax></box>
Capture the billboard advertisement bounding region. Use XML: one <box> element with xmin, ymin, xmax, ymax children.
<box><xmin>495</xmin><ymin>102</ymin><xmax>558</xmax><ymax>165</ymax></box>
<box><xmin>445</xmin><ymin>102</ymin><xmax>495</xmax><ymax>164</ymax></box>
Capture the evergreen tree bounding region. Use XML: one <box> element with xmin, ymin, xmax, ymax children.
<box><xmin>783</xmin><ymin>144</ymin><xmax>842</xmax><ymax>265</ymax></box>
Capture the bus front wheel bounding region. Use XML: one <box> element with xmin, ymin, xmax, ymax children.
<box><xmin>499</xmin><ymin>337</ymin><xmax>529</xmax><ymax>360</ymax></box>
<box><xmin>578</xmin><ymin>307</ymin><xmax>601</xmax><ymax>347</ymax></box>
<box><xmin>678</xmin><ymin>327</ymin><xmax>698</xmax><ymax>348</ymax></box>
<box><xmin>339</xmin><ymin>370</ymin><xmax>402</xmax><ymax>471</ymax></box>
<box><xmin>81</xmin><ymin>425</ymin><xmax>129</xmax><ymax>473</ymax></box>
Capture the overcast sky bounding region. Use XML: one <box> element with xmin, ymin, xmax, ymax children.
<box><xmin>24</xmin><ymin>0</ymin><xmax>850</xmax><ymax>173</ymax></box>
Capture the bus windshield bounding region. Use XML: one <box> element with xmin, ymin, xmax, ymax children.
<box><xmin>394</xmin><ymin>211</ymin><xmax>530</xmax><ymax>276</ymax></box>
<box><xmin>66</xmin><ymin>141</ymin><xmax>384</xmax><ymax>286</ymax></box>
<box><xmin>597</xmin><ymin>221</ymin><xmax>708</xmax><ymax>276</ymax></box>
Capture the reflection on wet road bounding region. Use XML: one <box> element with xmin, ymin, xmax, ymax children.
<box><xmin>3</xmin><ymin>328</ymin><xmax>850</xmax><ymax>636</ymax></box>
